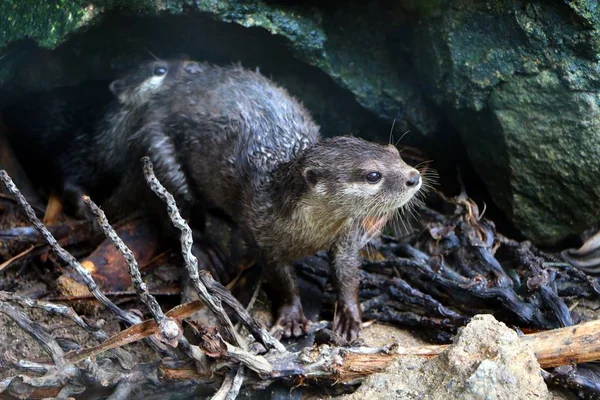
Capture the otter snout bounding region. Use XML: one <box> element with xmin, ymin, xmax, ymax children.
<box><xmin>406</xmin><ymin>169</ymin><xmax>421</xmax><ymax>188</ymax></box>
<box><xmin>388</xmin><ymin>166</ymin><xmax>421</xmax><ymax>209</ymax></box>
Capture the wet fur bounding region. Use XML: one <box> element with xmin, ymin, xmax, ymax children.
<box><xmin>110</xmin><ymin>63</ymin><xmax>421</xmax><ymax>340</ymax></box>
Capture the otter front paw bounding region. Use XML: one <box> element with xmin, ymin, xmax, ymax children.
<box><xmin>273</xmin><ymin>302</ymin><xmax>311</xmax><ymax>338</ymax></box>
<box><xmin>333</xmin><ymin>299</ymin><xmax>362</xmax><ymax>341</ymax></box>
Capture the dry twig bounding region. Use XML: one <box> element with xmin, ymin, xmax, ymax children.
<box><xmin>0</xmin><ymin>301</ymin><xmax>65</xmax><ymax>367</ymax></box>
<box><xmin>0</xmin><ymin>170</ymin><xmax>171</xmax><ymax>356</ymax></box>
<box><xmin>0</xmin><ymin>291</ymin><xmax>134</xmax><ymax>369</ymax></box>
<box><xmin>141</xmin><ymin>157</ymin><xmax>284</xmax><ymax>352</ymax></box>
<box><xmin>83</xmin><ymin>196</ymin><xmax>183</xmax><ymax>347</ymax></box>
<box><xmin>3</xmin><ymin>165</ymin><xmax>600</xmax><ymax>399</ymax></box>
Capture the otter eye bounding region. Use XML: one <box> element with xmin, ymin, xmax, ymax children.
<box><xmin>366</xmin><ymin>171</ymin><xmax>382</xmax><ymax>184</ymax></box>
<box><xmin>153</xmin><ymin>66</ymin><xmax>167</xmax><ymax>76</ymax></box>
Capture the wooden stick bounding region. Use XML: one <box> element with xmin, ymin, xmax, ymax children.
<box><xmin>522</xmin><ymin>319</ymin><xmax>600</xmax><ymax>368</ymax></box>
<box><xmin>141</xmin><ymin>157</ymin><xmax>284</xmax><ymax>352</ymax></box>
<box><xmin>317</xmin><ymin>318</ymin><xmax>600</xmax><ymax>375</ymax></box>
<box><xmin>0</xmin><ymin>169</ymin><xmax>171</xmax><ymax>357</ymax></box>
<box><xmin>254</xmin><ymin>319</ymin><xmax>600</xmax><ymax>384</ymax></box>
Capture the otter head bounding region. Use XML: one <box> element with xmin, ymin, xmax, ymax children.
<box><xmin>109</xmin><ymin>59</ymin><xmax>204</xmax><ymax>107</ymax></box>
<box><xmin>301</xmin><ymin>136</ymin><xmax>421</xmax><ymax>222</ymax></box>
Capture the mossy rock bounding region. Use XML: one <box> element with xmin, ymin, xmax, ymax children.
<box><xmin>412</xmin><ymin>0</ymin><xmax>600</xmax><ymax>242</ymax></box>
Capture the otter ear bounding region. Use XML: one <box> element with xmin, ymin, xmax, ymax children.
<box><xmin>109</xmin><ymin>79</ymin><xmax>125</xmax><ymax>97</ymax></box>
<box><xmin>303</xmin><ymin>167</ymin><xmax>320</xmax><ymax>187</ymax></box>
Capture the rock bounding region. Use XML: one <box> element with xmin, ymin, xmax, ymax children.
<box><xmin>0</xmin><ymin>1</ymin><xmax>96</xmax><ymax>49</ymax></box>
<box><xmin>412</xmin><ymin>1</ymin><xmax>600</xmax><ymax>242</ymax></box>
<box><xmin>0</xmin><ymin>0</ymin><xmax>440</xmax><ymax>137</ymax></box>
<box><xmin>194</xmin><ymin>1</ymin><xmax>443</xmax><ymax>137</ymax></box>
<box><xmin>1</xmin><ymin>0</ymin><xmax>599</xmax><ymax>242</ymax></box>
<box><xmin>340</xmin><ymin>314</ymin><xmax>554</xmax><ymax>400</ymax></box>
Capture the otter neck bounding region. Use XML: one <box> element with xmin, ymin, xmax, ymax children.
<box><xmin>259</xmin><ymin>154</ymin><xmax>354</xmax><ymax>259</ymax></box>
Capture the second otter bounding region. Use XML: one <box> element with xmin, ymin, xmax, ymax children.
<box><xmin>118</xmin><ymin>63</ymin><xmax>422</xmax><ymax>340</ymax></box>
<box><xmin>2</xmin><ymin>58</ymin><xmax>203</xmax><ymax>216</ymax></box>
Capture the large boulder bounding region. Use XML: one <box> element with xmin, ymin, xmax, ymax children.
<box><xmin>411</xmin><ymin>1</ymin><xmax>600</xmax><ymax>242</ymax></box>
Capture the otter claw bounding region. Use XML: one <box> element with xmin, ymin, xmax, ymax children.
<box><xmin>275</xmin><ymin>314</ymin><xmax>311</xmax><ymax>338</ymax></box>
<box><xmin>274</xmin><ymin>303</ymin><xmax>311</xmax><ymax>338</ymax></box>
<box><xmin>333</xmin><ymin>300</ymin><xmax>362</xmax><ymax>341</ymax></box>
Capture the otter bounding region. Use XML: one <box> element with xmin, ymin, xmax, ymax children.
<box><xmin>1</xmin><ymin>58</ymin><xmax>203</xmax><ymax>216</ymax></box>
<box><xmin>111</xmin><ymin>63</ymin><xmax>422</xmax><ymax>340</ymax></box>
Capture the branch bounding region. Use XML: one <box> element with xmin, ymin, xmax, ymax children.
<box><xmin>0</xmin><ymin>291</ymin><xmax>134</xmax><ymax>369</ymax></box>
<box><xmin>211</xmin><ymin>366</ymin><xmax>245</xmax><ymax>400</ymax></box>
<box><xmin>140</xmin><ymin>158</ymin><xmax>243</xmax><ymax>348</ymax></box>
<box><xmin>521</xmin><ymin>318</ymin><xmax>600</xmax><ymax>368</ymax></box>
<box><xmin>0</xmin><ymin>169</ymin><xmax>169</xmax><ymax>356</ymax></box>
<box><xmin>0</xmin><ymin>301</ymin><xmax>65</xmax><ymax>367</ymax></box>
<box><xmin>141</xmin><ymin>157</ymin><xmax>283</xmax><ymax>352</ymax></box>
<box><xmin>163</xmin><ymin>318</ymin><xmax>600</xmax><ymax>384</ymax></box>
<box><xmin>83</xmin><ymin>196</ymin><xmax>183</xmax><ymax>347</ymax></box>
<box><xmin>201</xmin><ymin>270</ymin><xmax>285</xmax><ymax>352</ymax></box>
<box><xmin>1</xmin><ymin>353</ymin><xmax>53</xmax><ymax>374</ymax></box>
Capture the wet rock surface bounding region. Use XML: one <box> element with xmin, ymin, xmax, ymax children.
<box><xmin>411</xmin><ymin>1</ymin><xmax>600</xmax><ymax>243</ymax></box>
<box><xmin>339</xmin><ymin>314</ymin><xmax>563</xmax><ymax>400</ymax></box>
<box><xmin>1</xmin><ymin>2</ymin><xmax>598</xmax><ymax>244</ymax></box>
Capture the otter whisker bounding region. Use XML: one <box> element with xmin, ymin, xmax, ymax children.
<box><xmin>414</xmin><ymin>160</ymin><xmax>434</xmax><ymax>169</ymax></box>
<box><xmin>388</xmin><ymin>119</ymin><xmax>397</xmax><ymax>145</ymax></box>
<box><xmin>395</xmin><ymin>210</ymin><xmax>412</xmax><ymax>238</ymax></box>
<box><xmin>143</xmin><ymin>47</ymin><xmax>162</xmax><ymax>61</ymax></box>
<box><xmin>478</xmin><ymin>201</ymin><xmax>488</xmax><ymax>220</ymax></box>
<box><xmin>395</xmin><ymin>129</ymin><xmax>411</xmax><ymax>147</ymax></box>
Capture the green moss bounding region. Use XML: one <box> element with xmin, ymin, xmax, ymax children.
<box><xmin>0</xmin><ymin>0</ymin><xmax>92</xmax><ymax>48</ymax></box>
<box><xmin>565</xmin><ymin>0</ymin><xmax>600</xmax><ymax>54</ymax></box>
<box><xmin>0</xmin><ymin>0</ymin><xmax>196</xmax><ymax>49</ymax></box>
<box><xmin>194</xmin><ymin>0</ymin><xmax>326</xmax><ymax>58</ymax></box>
<box><xmin>4</xmin><ymin>0</ymin><xmax>598</xmax><ymax>242</ymax></box>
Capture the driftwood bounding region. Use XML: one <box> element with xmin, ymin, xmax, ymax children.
<box><xmin>2</xmin><ymin>163</ymin><xmax>600</xmax><ymax>399</ymax></box>
<box><xmin>2</xmin><ymin>301</ymin><xmax>600</xmax><ymax>399</ymax></box>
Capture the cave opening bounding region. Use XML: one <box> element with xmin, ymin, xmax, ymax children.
<box><xmin>0</xmin><ymin>9</ymin><xmax>519</xmax><ymax>238</ymax></box>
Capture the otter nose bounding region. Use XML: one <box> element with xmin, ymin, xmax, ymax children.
<box><xmin>406</xmin><ymin>170</ymin><xmax>421</xmax><ymax>187</ymax></box>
